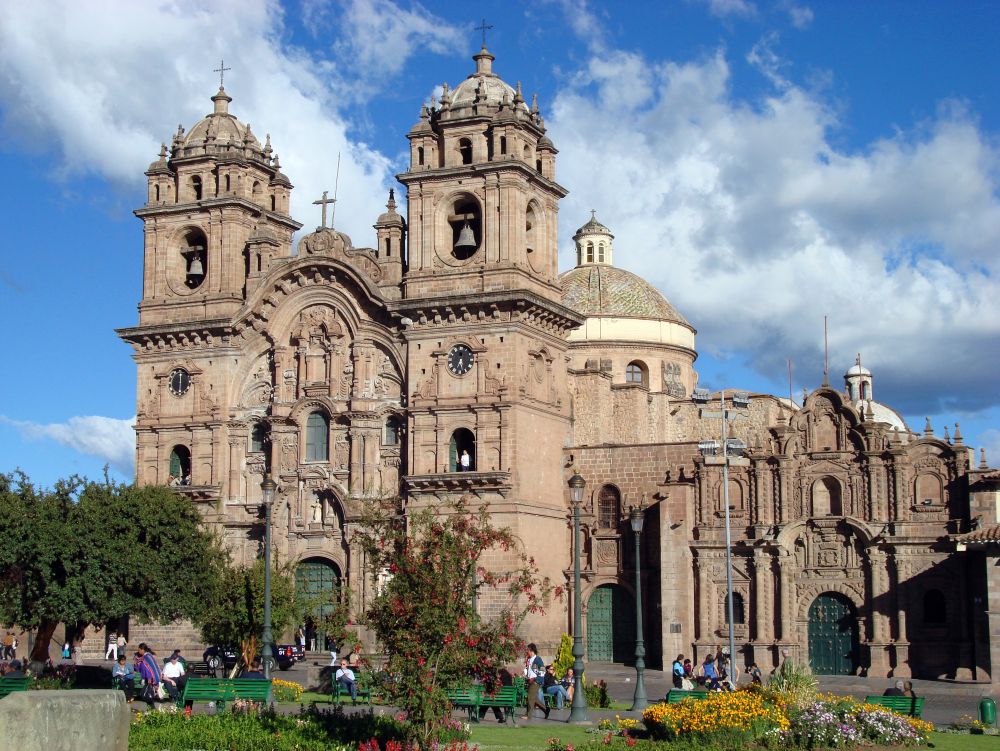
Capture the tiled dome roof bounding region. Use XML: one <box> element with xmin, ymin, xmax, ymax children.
<box><xmin>560</xmin><ymin>265</ymin><xmax>691</xmax><ymax>325</ymax></box>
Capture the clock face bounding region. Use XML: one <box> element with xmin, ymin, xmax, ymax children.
<box><xmin>447</xmin><ymin>344</ymin><xmax>474</xmax><ymax>376</ymax></box>
<box><xmin>168</xmin><ymin>368</ymin><xmax>191</xmax><ymax>396</ymax></box>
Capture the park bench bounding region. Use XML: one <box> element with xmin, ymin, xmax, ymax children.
<box><xmin>180</xmin><ymin>677</ymin><xmax>272</xmax><ymax>711</ymax></box>
<box><xmin>863</xmin><ymin>695</ymin><xmax>925</xmax><ymax>718</ymax></box>
<box><xmin>665</xmin><ymin>689</ymin><xmax>709</xmax><ymax>703</ymax></box>
<box><xmin>332</xmin><ymin>679</ymin><xmax>375</xmax><ymax>706</ymax></box>
<box><xmin>479</xmin><ymin>684</ymin><xmax>519</xmax><ymax>724</ymax></box>
<box><xmin>0</xmin><ymin>677</ymin><xmax>30</xmax><ymax>699</ymax></box>
<box><xmin>446</xmin><ymin>685</ymin><xmax>482</xmax><ymax>722</ymax></box>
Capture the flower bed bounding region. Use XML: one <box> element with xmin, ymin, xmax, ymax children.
<box><xmin>642</xmin><ymin>688</ymin><xmax>933</xmax><ymax>750</ymax></box>
<box><xmin>271</xmin><ymin>677</ymin><xmax>303</xmax><ymax>702</ymax></box>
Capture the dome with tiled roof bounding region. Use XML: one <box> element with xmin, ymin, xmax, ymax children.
<box><xmin>560</xmin><ymin>264</ymin><xmax>691</xmax><ymax>325</ymax></box>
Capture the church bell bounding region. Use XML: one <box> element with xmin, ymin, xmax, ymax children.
<box><xmin>187</xmin><ymin>254</ymin><xmax>204</xmax><ymax>276</ymax></box>
<box><xmin>455</xmin><ymin>221</ymin><xmax>476</xmax><ymax>251</ymax></box>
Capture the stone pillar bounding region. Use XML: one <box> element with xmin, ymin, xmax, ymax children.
<box><xmin>227</xmin><ymin>437</ymin><xmax>242</xmax><ymax>502</ymax></box>
<box><xmin>693</xmin><ymin>555</ymin><xmax>709</xmax><ymax>642</ymax></box>
<box><xmin>296</xmin><ymin>345</ymin><xmax>307</xmax><ymax>398</ymax></box>
<box><xmin>867</xmin><ymin>548</ymin><xmax>892</xmax><ymax>676</ymax></box>
<box><xmin>752</xmin><ymin>548</ymin><xmax>773</xmax><ymax>643</ymax></box>
<box><xmin>892</xmin><ymin>552</ymin><xmax>912</xmax><ymax>678</ymax></box>
<box><xmin>777</xmin><ymin>553</ymin><xmax>794</xmax><ymax>644</ymax></box>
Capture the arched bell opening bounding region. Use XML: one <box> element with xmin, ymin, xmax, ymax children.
<box><xmin>169</xmin><ymin>445</ymin><xmax>191</xmax><ymax>486</ymax></box>
<box><xmin>181</xmin><ymin>228</ymin><xmax>207</xmax><ymax>289</ymax></box>
<box><xmin>448</xmin><ymin>195</ymin><xmax>482</xmax><ymax>261</ymax></box>
<box><xmin>449</xmin><ymin>428</ymin><xmax>476</xmax><ymax>472</ymax></box>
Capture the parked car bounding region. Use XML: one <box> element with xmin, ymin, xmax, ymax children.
<box><xmin>276</xmin><ymin>644</ymin><xmax>305</xmax><ymax>663</ymax></box>
<box><xmin>203</xmin><ymin>644</ymin><xmax>295</xmax><ymax>672</ymax></box>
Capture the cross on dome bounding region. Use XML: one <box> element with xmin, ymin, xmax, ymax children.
<box><xmin>213</xmin><ymin>59</ymin><xmax>232</xmax><ymax>88</ymax></box>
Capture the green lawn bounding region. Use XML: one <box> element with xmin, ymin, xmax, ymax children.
<box><xmin>928</xmin><ymin>732</ymin><xmax>1000</xmax><ymax>750</ymax></box>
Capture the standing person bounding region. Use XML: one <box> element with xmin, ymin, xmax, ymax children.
<box><xmin>671</xmin><ymin>654</ymin><xmax>685</xmax><ymax>689</ymax></box>
<box><xmin>106</xmin><ymin>632</ymin><xmax>118</xmax><ymax>661</ymax></box>
<box><xmin>297</xmin><ymin>626</ymin><xmax>306</xmax><ymax>651</ymax></box>
<box><xmin>136</xmin><ymin>643</ymin><xmax>162</xmax><ymax>705</ymax></box>
<box><xmin>61</xmin><ymin>641</ymin><xmax>71</xmax><ymax>660</ymax></box>
<box><xmin>2</xmin><ymin>632</ymin><xmax>13</xmax><ymax>660</ymax></box>
<box><xmin>700</xmin><ymin>653</ymin><xmax>717</xmax><ymax>683</ymax></box>
<box><xmin>117</xmin><ymin>632</ymin><xmax>127</xmax><ymax>661</ymax></box>
<box><xmin>523</xmin><ymin>643</ymin><xmax>549</xmax><ymax>719</ymax></box>
<box><xmin>72</xmin><ymin>637</ymin><xmax>84</xmax><ymax>666</ymax></box>
<box><xmin>459</xmin><ymin>449</ymin><xmax>471</xmax><ymax>472</ymax></box>
<box><xmin>747</xmin><ymin>662</ymin><xmax>762</xmax><ymax>685</ymax></box>
<box><xmin>335</xmin><ymin>658</ymin><xmax>357</xmax><ymax>703</ymax></box>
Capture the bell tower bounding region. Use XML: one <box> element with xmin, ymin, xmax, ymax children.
<box><xmin>392</xmin><ymin>46</ymin><xmax>583</xmax><ymax>646</ymax></box>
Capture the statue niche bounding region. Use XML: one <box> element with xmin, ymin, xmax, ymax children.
<box><xmin>291</xmin><ymin>306</ymin><xmax>346</xmax><ymax>398</ymax></box>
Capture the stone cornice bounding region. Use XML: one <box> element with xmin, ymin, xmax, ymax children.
<box><xmin>396</xmin><ymin>160</ymin><xmax>567</xmax><ymax>198</ymax></box>
<box><xmin>117</xmin><ymin>318</ymin><xmax>236</xmax><ymax>353</ymax></box>
<box><xmin>388</xmin><ymin>290</ymin><xmax>583</xmax><ymax>334</ymax></box>
<box><xmin>135</xmin><ymin>197</ymin><xmax>303</xmax><ymax>232</ymax></box>
<box><xmin>404</xmin><ymin>470</ymin><xmax>513</xmax><ymax>496</ymax></box>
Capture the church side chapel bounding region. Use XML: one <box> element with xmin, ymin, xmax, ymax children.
<box><xmin>116</xmin><ymin>44</ymin><xmax>999</xmax><ymax>682</ymax></box>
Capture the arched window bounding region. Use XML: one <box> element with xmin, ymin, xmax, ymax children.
<box><xmin>384</xmin><ymin>416</ymin><xmax>401</xmax><ymax>446</ymax></box>
<box><xmin>916</xmin><ymin>473</ymin><xmax>943</xmax><ymax>506</ymax></box>
<box><xmin>860</xmin><ymin>382</ymin><xmax>870</xmax><ymax>400</ymax></box>
<box><xmin>305</xmin><ymin>412</ymin><xmax>329</xmax><ymax>462</ymax></box>
<box><xmin>191</xmin><ymin>175</ymin><xmax>202</xmax><ymax>201</ymax></box>
<box><xmin>536</xmin><ymin>158</ymin><xmax>542</xmax><ymax>173</ymax></box>
<box><xmin>270</xmin><ymin>194</ymin><xmax>276</xmax><ymax>211</ymax></box>
<box><xmin>449</xmin><ymin>428</ymin><xmax>476</xmax><ymax>472</ymax></box>
<box><xmin>586</xmin><ymin>242</ymin><xmax>594</xmax><ymax>263</ymax></box>
<box><xmin>525</xmin><ymin>203</ymin><xmax>538</xmax><ymax>257</ymax></box>
<box><xmin>625</xmin><ymin>361</ymin><xmax>647</xmax><ymax>386</ymax></box>
<box><xmin>181</xmin><ymin>228</ymin><xmax>207</xmax><ymax>290</ymax></box>
<box><xmin>725</xmin><ymin>592</ymin><xmax>746</xmax><ymax>625</ymax></box>
<box><xmin>812</xmin><ymin>476</ymin><xmax>843</xmax><ymax>516</ymax></box>
<box><xmin>598</xmin><ymin>485</ymin><xmax>620</xmax><ymax>529</ymax></box>
<box><xmin>417</xmin><ymin>146</ymin><xmax>424</xmax><ymax>165</ymax></box>
<box><xmin>448</xmin><ymin>195</ymin><xmax>481</xmax><ymax>261</ymax></box>
<box><xmin>923</xmin><ymin>589</ymin><xmax>946</xmax><ymax>625</ymax></box>
<box><xmin>250</xmin><ymin>422</ymin><xmax>268</xmax><ymax>453</ymax></box>
<box><xmin>500</xmin><ymin>136</ymin><xmax>507</xmax><ymax>155</ymax></box>
<box><xmin>224</xmin><ymin>174</ymin><xmax>231</xmax><ymax>192</ymax></box>
<box><xmin>458</xmin><ymin>138</ymin><xmax>473</xmax><ymax>165</ymax></box>
<box><xmin>168</xmin><ymin>445</ymin><xmax>191</xmax><ymax>485</ymax></box>
<box><xmin>597</xmin><ymin>242</ymin><xmax>605</xmax><ymax>263</ymax></box>
<box><xmin>154</xmin><ymin>184</ymin><xmax>160</xmax><ymax>202</ymax></box>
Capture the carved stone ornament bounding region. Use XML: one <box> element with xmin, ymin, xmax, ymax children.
<box><xmin>300</xmin><ymin>228</ymin><xmax>350</xmax><ymax>256</ymax></box>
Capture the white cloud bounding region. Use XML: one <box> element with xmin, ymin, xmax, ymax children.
<box><xmin>318</xmin><ymin>0</ymin><xmax>465</xmax><ymax>87</ymax></box>
<box><xmin>698</xmin><ymin>0</ymin><xmax>757</xmax><ymax>20</ymax></box>
<box><xmin>0</xmin><ymin>0</ymin><xmax>394</xmax><ymax>250</ymax></box>
<box><xmin>783</xmin><ymin>2</ymin><xmax>814</xmax><ymax>29</ymax></box>
<box><xmin>0</xmin><ymin>415</ymin><xmax>135</xmax><ymax>476</ymax></box>
<box><xmin>548</xmin><ymin>46</ymin><xmax>1000</xmax><ymax>413</ymax></box>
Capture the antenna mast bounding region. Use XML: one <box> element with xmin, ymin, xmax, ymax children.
<box><xmin>330</xmin><ymin>152</ymin><xmax>342</xmax><ymax>229</ymax></box>
<box><xmin>823</xmin><ymin>315</ymin><xmax>829</xmax><ymax>386</ymax></box>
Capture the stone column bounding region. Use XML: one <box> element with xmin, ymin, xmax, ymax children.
<box><xmin>296</xmin><ymin>345</ymin><xmax>307</xmax><ymax>398</ymax></box>
<box><xmin>777</xmin><ymin>553</ymin><xmax>794</xmax><ymax>644</ymax></box>
<box><xmin>892</xmin><ymin>552</ymin><xmax>912</xmax><ymax>678</ymax></box>
<box><xmin>694</xmin><ymin>555</ymin><xmax>709</xmax><ymax>643</ymax></box>
<box><xmin>752</xmin><ymin>548</ymin><xmax>773</xmax><ymax>644</ymax></box>
<box><xmin>867</xmin><ymin>548</ymin><xmax>891</xmax><ymax>676</ymax></box>
<box><xmin>227</xmin><ymin>437</ymin><xmax>242</xmax><ymax>502</ymax></box>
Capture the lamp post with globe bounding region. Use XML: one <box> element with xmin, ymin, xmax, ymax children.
<box><xmin>568</xmin><ymin>472</ymin><xmax>589</xmax><ymax>723</ymax></box>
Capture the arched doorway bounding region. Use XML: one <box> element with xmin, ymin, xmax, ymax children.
<box><xmin>295</xmin><ymin>558</ymin><xmax>341</xmax><ymax>651</ymax></box>
<box><xmin>449</xmin><ymin>428</ymin><xmax>475</xmax><ymax>472</ymax></box>
<box><xmin>807</xmin><ymin>592</ymin><xmax>859</xmax><ymax>675</ymax></box>
<box><xmin>586</xmin><ymin>584</ymin><xmax>636</xmax><ymax>663</ymax></box>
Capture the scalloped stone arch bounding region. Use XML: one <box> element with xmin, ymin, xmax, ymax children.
<box><xmin>264</xmin><ymin>286</ymin><xmax>363</xmax><ymax>346</ymax></box>
<box><xmin>288</xmin><ymin>397</ymin><xmax>338</xmax><ymax>424</ymax></box>
<box><xmin>774</xmin><ymin>516</ymin><xmax>877</xmax><ymax>551</ymax></box>
<box><xmin>435</xmin><ymin>188</ymin><xmax>484</xmax><ymax>268</ymax></box>
<box><xmin>796</xmin><ymin>582</ymin><xmax>864</xmax><ymax>622</ymax></box>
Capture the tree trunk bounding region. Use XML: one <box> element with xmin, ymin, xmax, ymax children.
<box><xmin>31</xmin><ymin>620</ymin><xmax>58</xmax><ymax>663</ymax></box>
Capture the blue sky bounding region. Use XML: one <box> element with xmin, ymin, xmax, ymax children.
<box><xmin>2</xmin><ymin>0</ymin><xmax>999</xmax><ymax>488</ymax></box>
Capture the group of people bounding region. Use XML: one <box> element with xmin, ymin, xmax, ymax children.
<box><xmin>521</xmin><ymin>643</ymin><xmax>576</xmax><ymax>719</ymax></box>
<box><xmin>671</xmin><ymin>650</ymin><xmax>743</xmax><ymax>692</ymax></box>
<box><xmin>883</xmin><ymin>679</ymin><xmax>919</xmax><ymax>698</ymax></box>
<box><xmin>2</xmin><ymin>632</ymin><xmax>18</xmax><ymax>660</ymax></box>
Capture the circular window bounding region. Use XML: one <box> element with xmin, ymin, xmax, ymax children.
<box><xmin>168</xmin><ymin>368</ymin><xmax>191</xmax><ymax>396</ymax></box>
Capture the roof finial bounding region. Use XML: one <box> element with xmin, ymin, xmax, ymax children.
<box><xmin>386</xmin><ymin>188</ymin><xmax>397</xmax><ymax>212</ymax></box>
<box><xmin>924</xmin><ymin>416</ymin><xmax>933</xmax><ymax>437</ymax></box>
<box><xmin>981</xmin><ymin>447</ymin><xmax>989</xmax><ymax>469</ymax></box>
<box><xmin>213</xmin><ymin>58</ymin><xmax>232</xmax><ymax>88</ymax></box>
<box><xmin>475</xmin><ymin>18</ymin><xmax>494</xmax><ymax>48</ymax></box>
<box><xmin>943</xmin><ymin>424</ymin><xmax>951</xmax><ymax>444</ymax></box>
<box><xmin>954</xmin><ymin>422</ymin><xmax>963</xmax><ymax>444</ymax></box>
<box><xmin>591</xmin><ymin>209</ymin><xmax>597</xmax><ymax>221</ymax></box>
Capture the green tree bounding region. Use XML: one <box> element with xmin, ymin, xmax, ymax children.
<box><xmin>0</xmin><ymin>472</ymin><xmax>227</xmax><ymax>663</ymax></box>
<box><xmin>196</xmin><ymin>558</ymin><xmax>297</xmax><ymax>669</ymax></box>
<box><xmin>354</xmin><ymin>496</ymin><xmax>549</xmax><ymax>746</ymax></box>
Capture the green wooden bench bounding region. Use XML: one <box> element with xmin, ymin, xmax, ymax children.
<box><xmin>180</xmin><ymin>678</ymin><xmax>272</xmax><ymax>711</ymax></box>
<box><xmin>0</xmin><ymin>677</ymin><xmax>30</xmax><ymax>699</ymax></box>
<box><xmin>479</xmin><ymin>684</ymin><xmax>519</xmax><ymax>725</ymax></box>
<box><xmin>447</xmin><ymin>685</ymin><xmax>482</xmax><ymax>722</ymax></box>
<box><xmin>665</xmin><ymin>689</ymin><xmax>709</xmax><ymax>703</ymax></box>
<box><xmin>332</xmin><ymin>680</ymin><xmax>374</xmax><ymax>705</ymax></box>
<box><xmin>864</xmin><ymin>695</ymin><xmax>925</xmax><ymax>718</ymax></box>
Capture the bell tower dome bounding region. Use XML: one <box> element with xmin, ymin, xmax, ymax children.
<box><xmin>398</xmin><ymin>45</ymin><xmax>566</xmax><ymax>301</ymax></box>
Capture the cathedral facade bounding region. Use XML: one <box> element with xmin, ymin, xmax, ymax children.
<box><xmin>118</xmin><ymin>47</ymin><xmax>1000</xmax><ymax>680</ymax></box>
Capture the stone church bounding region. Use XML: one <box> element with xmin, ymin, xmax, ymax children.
<box><xmin>117</xmin><ymin>45</ymin><xmax>1000</xmax><ymax>681</ymax></box>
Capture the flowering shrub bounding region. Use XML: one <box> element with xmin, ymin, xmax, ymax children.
<box><xmin>597</xmin><ymin>715</ymin><xmax>641</xmax><ymax>735</ymax></box>
<box><xmin>27</xmin><ymin>663</ymin><xmax>75</xmax><ymax>690</ymax></box>
<box><xmin>643</xmin><ymin>689</ymin><xmax>789</xmax><ymax>743</ymax></box>
<box><xmin>358</xmin><ymin>742</ymin><xmax>476</xmax><ymax>751</ymax></box>
<box><xmin>776</xmin><ymin>696</ymin><xmax>933</xmax><ymax>748</ymax></box>
<box><xmin>271</xmin><ymin>677</ymin><xmax>304</xmax><ymax>702</ymax></box>
<box><xmin>584</xmin><ymin>678</ymin><xmax>611</xmax><ymax>708</ymax></box>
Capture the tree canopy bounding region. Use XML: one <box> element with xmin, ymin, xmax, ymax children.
<box><xmin>0</xmin><ymin>472</ymin><xmax>227</xmax><ymax>661</ymax></box>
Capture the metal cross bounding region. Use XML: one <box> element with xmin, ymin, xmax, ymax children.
<box><xmin>313</xmin><ymin>190</ymin><xmax>336</xmax><ymax>229</ymax></box>
<box><xmin>475</xmin><ymin>18</ymin><xmax>493</xmax><ymax>47</ymax></box>
<box><xmin>214</xmin><ymin>59</ymin><xmax>232</xmax><ymax>88</ymax></box>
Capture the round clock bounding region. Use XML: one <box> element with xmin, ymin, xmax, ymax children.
<box><xmin>447</xmin><ymin>344</ymin><xmax>474</xmax><ymax>376</ymax></box>
<box><xmin>168</xmin><ymin>368</ymin><xmax>191</xmax><ymax>396</ymax></box>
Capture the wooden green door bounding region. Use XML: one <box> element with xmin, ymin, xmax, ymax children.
<box><xmin>296</xmin><ymin>559</ymin><xmax>340</xmax><ymax>649</ymax></box>
<box><xmin>807</xmin><ymin>593</ymin><xmax>858</xmax><ymax>675</ymax></box>
<box><xmin>587</xmin><ymin>587</ymin><xmax>614</xmax><ymax>661</ymax></box>
<box><xmin>587</xmin><ymin>585</ymin><xmax>636</xmax><ymax>662</ymax></box>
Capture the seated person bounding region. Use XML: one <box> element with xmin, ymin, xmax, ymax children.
<box><xmin>883</xmin><ymin>679</ymin><xmax>905</xmax><ymax>697</ymax></box>
<box><xmin>478</xmin><ymin>667</ymin><xmax>513</xmax><ymax>721</ymax></box>
<box><xmin>542</xmin><ymin>664</ymin><xmax>569</xmax><ymax>709</ymax></box>
<box><xmin>5</xmin><ymin>659</ymin><xmax>25</xmax><ymax>679</ymax></box>
<box><xmin>560</xmin><ymin>667</ymin><xmax>575</xmax><ymax>703</ymax></box>
<box><xmin>903</xmin><ymin>680</ymin><xmax>917</xmax><ymax>698</ymax></box>
<box><xmin>348</xmin><ymin>644</ymin><xmax>364</xmax><ymax>668</ymax></box>
<box><xmin>241</xmin><ymin>658</ymin><xmax>265</xmax><ymax>679</ymax></box>
<box><xmin>161</xmin><ymin>653</ymin><xmax>187</xmax><ymax>699</ymax></box>
<box><xmin>336</xmin><ymin>658</ymin><xmax>357</xmax><ymax>702</ymax></box>
<box><xmin>112</xmin><ymin>656</ymin><xmax>136</xmax><ymax>695</ymax></box>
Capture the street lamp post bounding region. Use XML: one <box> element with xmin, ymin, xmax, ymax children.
<box><xmin>629</xmin><ymin>502</ymin><xmax>648</xmax><ymax>712</ymax></box>
<box><xmin>568</xmin><ymin>472</ymin><xmax>589</xmax><ymax>723</ymax></box>
<box><xmin>260</xmin><ymin>474</ymin><xmax>277</xmax><ymax>680</ymax></box>
<box><xmin>697</xmin><ymin>390</ymin><xmax>750</xmax><ymax>687</ymax></box>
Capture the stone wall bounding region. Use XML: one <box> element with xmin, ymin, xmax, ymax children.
<box><xmin>0</xmin><ymin>690</ymin><xmax>128</xmax><ymax>751</ymax></box>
